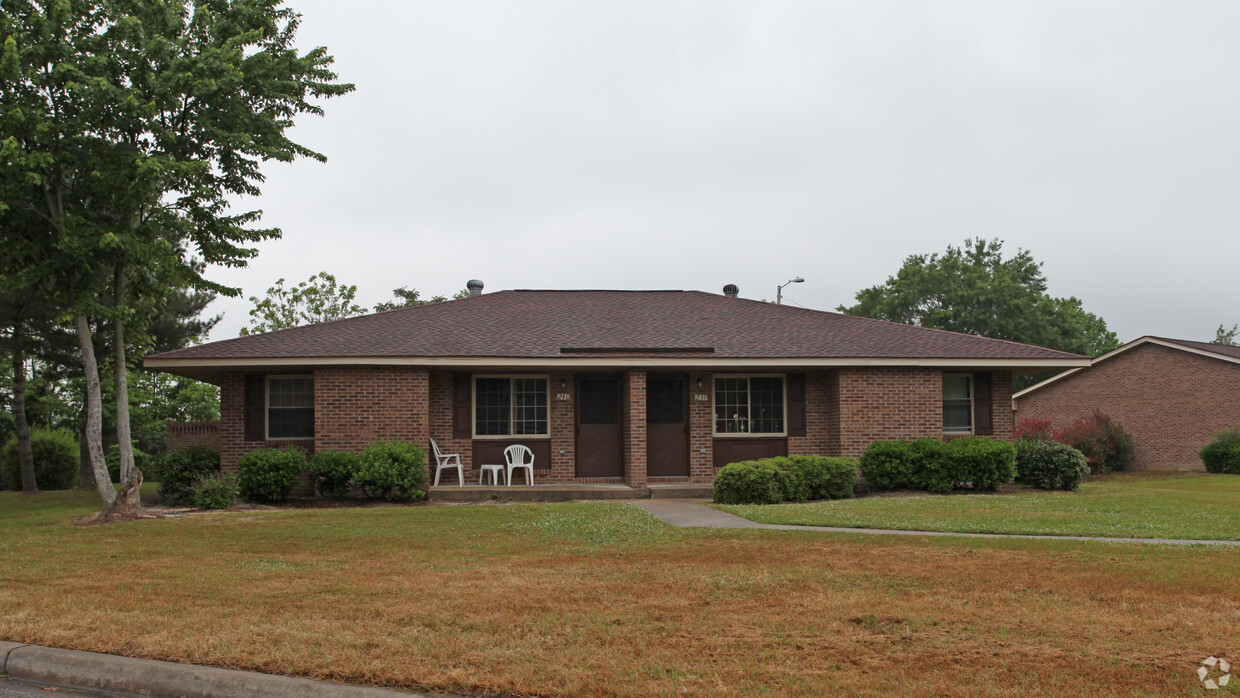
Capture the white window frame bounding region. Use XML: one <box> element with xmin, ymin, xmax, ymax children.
<box><xmin>265</xmin><ymin>374</ymin><xmax>314</xmax><ymax>441</ymax></box>
<box><xmin>942</xmin><ymin>372</ymin><xmax>974</xmax><ymax>434</ymax></box>
<box><xmin>471</xmin><ymin>374</ymin><xmax>551</xmax><ymax>440</ymax></box>
<box><xmin>712</xmin><ymin>374</ymin><xmax>788</xmax><ymax>437</ymax></box>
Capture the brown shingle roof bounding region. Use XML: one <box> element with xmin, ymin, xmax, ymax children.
<box><xmin>147</xmin><ymin>290</ymin><xmax>1083</xmax><ymax>362</ymax></box>
<box><xmin>1154</xmin><ymin>337</ymin><xmax>1240</xmax><ymax>361</ymax></box>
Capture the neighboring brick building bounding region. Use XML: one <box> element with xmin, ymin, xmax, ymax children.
<box><xmin>145</xmin><ymin>286</ymin><xmax>1084</xmax><ymax>495</ymax></box>
<box><xmin>1013</xmin><ymin>337</ymin><xmax>1240</xmax><ymax>470</ymax></box>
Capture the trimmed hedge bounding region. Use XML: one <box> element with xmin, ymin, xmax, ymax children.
<box><xmin>238</xmin><ymin>447</ymin><xmax>306</xmax><ymax>504</ymax></box>
<box><xmin>1</xmin><ymin>428</ymin><xmax>80</xmax><ymax>491</ymax></box>
<box><xmin>355</xmin><ymin>441</ymin><xmax>427</xmax><ymax>502</ymax></box>
<box><xmin>712</xmin><ymin>456</ymin><xmax>858</xmax><ymax>505</ymax></box>
<box><xmin>158</xmin><ymin>446</ymin><xmax>221</xmax><ymax>506</ymax></box>
<box><xmin>859</xmin><ymin>437</ymin><xmax>1016</xmax><ymax>493</ymax></box>
<box><xmin>307</xmin><ymin>450</ymin><xmax>362</xmax><ymax>497</ymax></box>
<box><xmin>1200</xmin><ymin>429</ymin><xmax>1240</xmax><ymax>474</ymax></box>
<box><xmin>1015</xmin><ymin>439</ymin><xmax>1090</xmax><ymax>490</ymax></box>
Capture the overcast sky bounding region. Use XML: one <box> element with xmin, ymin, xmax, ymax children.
<box><xmin>204</xmin><ymin>0</ymin><xmax>1240</xmax><ymax>345</ymax></box>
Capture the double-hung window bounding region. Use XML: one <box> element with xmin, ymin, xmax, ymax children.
<box><xmin>267</xmin><ymin>376</ymin><xmax>314</xmax><ymax>439</ymax></box>
<box><xmin>713</xmin><ymin>376</ymin><xmax>785</xmax><ymax>435</ymax></box>
<box><xmin>942</xmin><ymin>373</ymin><xmax>973</xmax><ymax>433</ymax></box>
<box><xmin>474</xmin><ymin>376</ymin><xmax>549</xmax><ymax>437</ymax></box>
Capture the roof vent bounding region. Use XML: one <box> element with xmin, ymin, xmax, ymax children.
<box><xmin>466</xmin><ymin>279</ymin><xmax>484</xmax><ymax>296</ymax></box>
<box><xmin>722</xmin><ymin>284</ymin><xmax>739</xmax><ymax>297</ymax></box>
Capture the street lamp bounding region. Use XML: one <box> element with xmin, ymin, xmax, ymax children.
<box><xmin>776</xmin><ymin>276</ymin><xmax>804</xmax><ymax>305</ymax></box>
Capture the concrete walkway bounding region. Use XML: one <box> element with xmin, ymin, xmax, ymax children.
<box><xmin>0</xmin><ymin>641</ymin><xmax>439</xmax><ymax>697</ymax></box>
<box><xmin>629</xmin><ymin>499</ymin><xmax>1240</xmax><ymax>546</ymax></box>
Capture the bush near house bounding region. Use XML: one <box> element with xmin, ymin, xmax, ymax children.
<box><xmin>860</xmin><ymin>438</ymin><xmax>1016</xmax><ymax>493</ymax></box>
<box><xmin>355</xmin><ymin>441</ymin><xmax>427</xmax><ymax>502</ymax></box>
<box><xmin>1</xmin><ymin>428</ymin><xmax>80</xmax><ymax>491</ymax></box>
<box><xmin>307</xmin><ymin>450</ymin><xmax>362</xmax><ymax>497</ymax></box>
<box><xmin>192</xmin><ymin>474</ymin><xmax>240</xmax><ymax>509</ymax></box>
<box><xmin>1015</xmin><ymin>439</ymin><xmax>1091</xmax><ymax>490</ymax></box>
<box><xmin>1053</xmin><ymin>411</ymin><xmax>1133</xmax><ymax>474</ymax></box>
<box><xmin>158</xmin><ymin>446</ymin><xmax>221</xmax><ymax>506</ymax></box>
<box><xmin>1200</xmin><ymin>429</ymin><xmax>1240</xmax><ymax>474</ymax></box>
<box><xmin>1014</xmin><ymin>417</ymin><xmax>1054</xmax><ymax>441</ymax></box>
<box><xmin>238</xmin><ymin>447</ymin><xmax>307</xmax><ymax>504</ymax></box>
<box><xmin>712</xmin><ymin>456</ymin><xmax>858</xmax><ymax>505</ymax></box>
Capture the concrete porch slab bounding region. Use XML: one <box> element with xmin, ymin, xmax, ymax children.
<box><xmin>429</xmin><ymin>484</ymin><xmax>638</xmax><ymax>502</ymax></box>
<box><xmin>647</xmin><ymin>483</ymin><xmax>714</xmax><ymax>499</ymax></box>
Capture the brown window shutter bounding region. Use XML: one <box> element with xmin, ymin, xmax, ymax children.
<box><xmin>244</xmin><ymin>375</ymin><xmax>265</xmax><ymax>441</ymax></box>
<box><xmin>973</xmin><ymin>372</ymin><xmax>993</xmax><ymax>436</ymax></box>
<box><xmin>786</xmin><ymin>373</ymin><xmax>806</xmax><ymax>437</ymax></box>
<box><xmin>453</xmin><ymin>373</ymin><xmax>472</xmax><ymax>439</ymax></box>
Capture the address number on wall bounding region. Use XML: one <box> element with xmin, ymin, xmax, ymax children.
<box><xmin>693</xmin><ymin>393</ymin><xmax>710</xmax><ymax>402</ymax></box>
<box><xmin>556</xmin><ymin>393</ymin><xmax>572</xmax><ymax>401</ymax></box>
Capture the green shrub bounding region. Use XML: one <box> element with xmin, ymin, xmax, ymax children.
<box><xmin>237</xmin><ymin>447</ymin><xmax>307</xmax><ymax>503</ymax></box>
<box><xmin>1200</xmin><ymin>430</ymin><xmax>1240</xmax><ymax>474</ymax></box>
<box><xmin>782</xmin><ymin>455</ymin><xmax>857</xmax><ymax>500</ymax></box>
<box><xmin>158</xmin><ymin>446</ymin><xmax>221</xmax><ymax>506</ymax></box>
<box><xmin>1054</xmin><ymin>411</ymin><xmax>1134</xmax><ymax>474</ymax></box>
<box><xmin>947</xmin><ymin>437</ymin><xmax>1017</xmax><ymax>491</ymax></box>
<box><xmin>858</xmin><ymin>440</ymin><xmax>917</xmax><ymax>491</ymax></box>
<box><xmin>1</xmin><ymin>428</ymin><xmax>80</xmax><ymax>491</ymax></box>
<box><xmin>1015</xmin><ymin>439</ymin><xmax>1090</xmax><ymax>490</ymax></box>
<box><xmin>910</xmin><ymin>438</ymin><xmax>955</xmax><ymax>493</ymax></box>
<box><xmin>105</xmin><ymin>443</ymin><xmax>153</xmax><ymax>484</ymax></box>
<box><xmin>192</xmin><ymin>474</ymin><xmax>239</xmax><ymax>509</ymax></box>
<box><xmin>355</xmin><ymin>441</ymin><xmax>427</xmax><ymax>502</ymax></box>
<box><xmin>713</xmin><ymin>460</ymin><xmax>785</xmax><ymax>505</ymax></box>
<box><xmin>307</xmin><ymin>450</ymin><xmax>361</xmax><ymax>497</ymax></box>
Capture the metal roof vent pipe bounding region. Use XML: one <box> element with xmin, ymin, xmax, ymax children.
<box><xmin>722</xmin><ymin>284</ymin><xmax>739</xmax><ymax>297</ymax></box>
<box><xmin>467</xmin><ymin>279</ymin><xmax>484</xmax><ymax>296</ymax></box>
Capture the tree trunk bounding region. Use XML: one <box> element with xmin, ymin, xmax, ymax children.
<box><xmin>77</xmin><ymin>395</ymin><xmax>96</xmax><ymax>489</ymax></box>
<box><xmin>112</xmin><ymin>263</ymin><xmax>142</xmax><ymax>514</ymax></box>
<box><xmin>74</xmin><ymin>313</ymin><xmax>116</xmax><ymax>509</ymax></box>
<box><xmin>11</xmin><ymin>337</ymin><xmax>37</xmax><ymax>494</ymax></box>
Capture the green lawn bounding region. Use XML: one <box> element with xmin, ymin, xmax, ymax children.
<box><xmin>1</xmin><ymin>487</ymin><xmax>1238</xmax><ymax>696</ymax></box>
<box><xmin>715</xmin><ymin>471</ymin><xmax>1240</xmax><ymax>540</ymax></box>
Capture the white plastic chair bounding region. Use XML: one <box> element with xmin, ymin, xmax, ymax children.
<box><xmin>505</xmin><ymin>444</ymin><xmax>534</xmax><ymax>486</ymax></box>
<box><xmin>430</xmin><ymin>438</ymin><xmax>463</xmax><ymax>487</ymax></box>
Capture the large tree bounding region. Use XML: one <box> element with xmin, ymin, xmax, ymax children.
<box><xmin>840</xmin><ymin>238</ymin><xmax>1119</xmax><ymax>357</ymax></box>
<box><xmin>241</xmin><ymin>271</ymin><xmax>366</xmax><ymax>335</ymax></box>
<box><xmin>373</xmin><ymin>286</ymin><xmax>470</xmax><ymax>313</ymax></box>
<box><xmin>0</xmin><ymin>0</ymin><xmax>352</xmax><ymax>517</ymax></box>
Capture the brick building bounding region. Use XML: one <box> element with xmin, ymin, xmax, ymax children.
<box><xmin>145</xmin><ymin>286</ymin><xmax>1084</xmax><ymax>495</ymax></box>
<box><xmin>1013</xmin><ymin>337</ymin><xmax>1240</xmax><ymax>470</ymax></box>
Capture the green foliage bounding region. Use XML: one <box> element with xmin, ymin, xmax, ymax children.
<box><xmin>858</xmin><ymin>441</ymin><xmax>919</xmax><ymax>491</ymax></box>
<box><xmin>157</xmin><ymin>447</ymin><xmax>221</xmax><ymax>507</ymax></box>
<box><xmin>1</xmin><ymin>428</ymin><xmax>80</xmax><ymax>491</ymax></box>
<box><xmin>1054</xmin><ymin>411</ymin><xmax>1134</xmax><ymax>474</ymax></box>
<box><xmin>106</xmin><ymin>443</ymin><xmax>153</xmax><ymax>484</ymax></box>
<box><xmin>372</xmin><ymin>287</ymin><xmax>471</xmax><ymax>313</ymax></box>
<box><xmin>307</xmin><ymin>450</ymin><xmax>361</xmax><ymax>497</ymax></box>
<box><xmin>1015</xmin><ymin>440</ymin><xmax>1091</xmax><ymax>490</ymax></box>
<box><xmin>126</xmin><ymin>372</ymin><xmax>220</xmax><ymax>455</ymax></box>
<box><xmin>712</xmin><ymin>460</ymin><xmax>786</xmax><ymax>505</ymax></box>
<box><xmin>859</xmin><ymin>438</ymin><xmax>1017</xmax><ymax>493</ymax></box>
<box><xmin>1212</xmin><ymin>324</ymin><xmax>1238</xmax><ymax>346</ymax></box>
<box><xmin>1200</xmin><ymin>430</ymin><xmax>1240</xmax><ymax>474</ymax></box>
<box><xmin>1014</xmin><ymin>417</ymin><xmax>1054</xmax><ymax>441</ymax></box>
<box><xmin>237</xmin><ymin>447</ymin><xmax>307</xmax><ymax>504</ymax></box>
<box><xmin>241</xmin><ymin>272</ymin><xmax>366</xmax><ymax>335</ymax></box>
<box><xmin>355</xmin><ymin>441</ymin><xmax>428</xmax><ymax>502</ymax></box>
<box><xmin>839</xmin><ymin>238</ymin><xmax>1119</xmax><ymax>358</ymax></box>
<box><xmin>779</xmin><ymin>456</ymin><xmax>858</xmax><ymax>500</ymax></box>
<box><xmin>192</xmin><ymin>474</ymin><xmax>239</xmax><ymax>510</ymax></box>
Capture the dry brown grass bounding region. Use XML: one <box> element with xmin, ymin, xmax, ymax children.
<box><xmin>1</xmin><ymin>491</ymin><xmax>1238</xmax><ymax>696</ymax></box>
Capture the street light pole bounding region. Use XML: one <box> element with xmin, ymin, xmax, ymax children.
<box><xmin>777</xmin><ymin>276</ymin><xmax>805</xmax><ymax>305</ymax></box>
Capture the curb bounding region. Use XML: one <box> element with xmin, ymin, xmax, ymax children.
<box><xmin>0</xmin><ymin>641</ymin><xmax>433</xmax><ymax>697</ymax></box>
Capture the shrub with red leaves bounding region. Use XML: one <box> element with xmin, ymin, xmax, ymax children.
<box><xmin>1053</xmin><ymin>410</ymin><xmax>1134</xmax><ymax>474</ymax></box>
<box><xmin>1014</xmin><ymin>417</ymin><xmax>1054</xmax><ymax>441</ymax></box>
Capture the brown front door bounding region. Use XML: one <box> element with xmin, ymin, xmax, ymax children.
<box><xmin>647</xmin><ymin>374</ymin><xmax>689</xmax><ymax>476</ymax></box>
<box><xmin>576</xmin><ymin>376</ymin><xmax>623</xmax><ymax>477</ymax></box>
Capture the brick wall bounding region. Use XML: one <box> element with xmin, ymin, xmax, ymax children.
<box><xmin>788</xmin><ymin>370</ymin><xmax>836</xmax><ymax>457</ymax></box>
<box><xmin>1015</xmin><ymin>343</ymin><xmax>1240</xmax><ymax>469</ymax></box>
<box><xmin>623</xmin><ymin>370</ymin><xmax>648</xmax><ymax>494</ymax></box>
<box><xmin>166</xmin><ymin>421</ymin><xmax>221</xmax><ymax>453</ymax></box>
<box><xmin>837</xmin><ymin>367</ymin><xmax>943</xmax><ymax>457</ymax></box>
<box><xmin>688</xmin><ymin>372</ymin><xmax>714</xmax><ymax>481</ymax></box>
<box><xmin>314</xmin><ymin>366</ymin><xmax>429</xmax><ymax>452</ymax></box>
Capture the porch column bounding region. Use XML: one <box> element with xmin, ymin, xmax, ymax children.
<box><xmin>623</xmin><ymin>369</ymin><xmax>648</xmax><ymax>495</ymax></box>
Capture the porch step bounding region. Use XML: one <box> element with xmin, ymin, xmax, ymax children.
<box><xmin>429</xmin><ymin>484</ymin><xmax>638</xmax><ymax>502</ymax></box>
<box><xmin>647</xmin><ymin>483</ymin><xmax>714</xmax><ymax>500</ymax></box>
